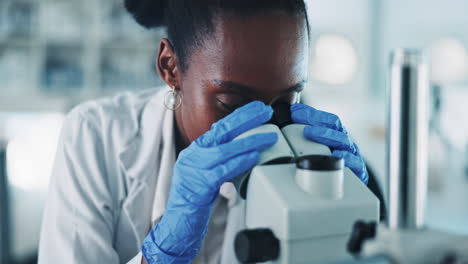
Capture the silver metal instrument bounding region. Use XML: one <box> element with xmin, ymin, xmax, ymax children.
<box><xmin>349</xmin><ymin>49</ymin><xmax>468</xmax><ymax>264</ymax></box>
<box><xmin>388</xmin><ymin>49</ymin><xmax>430</xmax><ymax>230</ymax></box>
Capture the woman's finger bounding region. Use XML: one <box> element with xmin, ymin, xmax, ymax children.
<box><xmin>173</xmin><ymin>150</ymin><xmax>260</xmax><ymax>205</ymax></box>
<box><xmin>332</xmin><ymin>150</ymin><xmax>368</xmax><ymax>184</ymax></box>
<box><xmin>184</xmin><ymin>132</ymin><xmax>278</xmax><ymax>169</ymax></box>
<box><xmin>291</xmin><ymin>104</ymin><xmax>346</xmax><ymax>132</ymax></box>
<box><xmin>212</xmin><ymin>151</ymin><xmax>261</xmax><ymax>186</ymax></box>
<box><xmin>303</xmin><ymin>126</ymin><xmax>356</xmax><ymax>153</ymax></box>
<box><xmin>197</xmin><ymin>101</ymin><xmax>273</xmax><ymax>147</ymax></box>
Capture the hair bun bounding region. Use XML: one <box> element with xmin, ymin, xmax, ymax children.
<box><xmin>124</xmin><ymin>0</ymin><xmax>166</xmax><ymax>28</ymax></box>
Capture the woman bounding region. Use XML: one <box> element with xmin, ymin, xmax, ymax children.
<box><xmin>38</xmin><ymin>0</ymin><xmax>372</xmax><ymax>263</ymax></box>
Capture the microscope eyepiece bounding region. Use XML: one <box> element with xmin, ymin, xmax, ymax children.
<box><xmin>269</xmin><ymin>102</ymin><xmax>293</xmax><ymax>128</ymax></box>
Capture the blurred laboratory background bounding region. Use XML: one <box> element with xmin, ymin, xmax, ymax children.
<box><xmin>0</xmin><ymin>0</ymin><xmax>467</xmax><ymax>263</ymax></box>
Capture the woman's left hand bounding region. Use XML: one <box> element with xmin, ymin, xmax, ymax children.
<box><xmin>290</xmin><ymin>103</ymin><xmax>368</xmax><ymax>185</ymax></box>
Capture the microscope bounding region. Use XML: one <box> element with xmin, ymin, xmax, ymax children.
<box><xmin>230</xmin><ymin>48</ymin><xmax>468</xmax><ymax>264</ymax></box>
<box><xmin>231</xmin><ymin>103</ymin><xmax>380</xmax><ymax>264</ymax></box>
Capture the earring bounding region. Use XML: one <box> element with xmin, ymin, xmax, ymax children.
<box><xmin>164</xmin><ymin>85</ymin><xmax>182</xmax><ymax>110</ymax></box>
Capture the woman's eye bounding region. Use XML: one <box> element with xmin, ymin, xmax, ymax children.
<box><xmin>216</xmin><ymin>99</ymin><xmax>236</xmax><ymax>112</ymax></box>
<box><xmin>215</xmin><ymin>94</ymin><xmax>247</xmax><ymax>113</ymax></box>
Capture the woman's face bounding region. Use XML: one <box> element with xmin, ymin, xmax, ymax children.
<box><xmin>158</xmin><ymin>11</ymin><xmax>309</xmax><ymax>147</ymax></box>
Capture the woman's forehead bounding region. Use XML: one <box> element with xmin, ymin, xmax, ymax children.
<box><xmin>189</xmin><ymin>12</ymin><xmax>309</xmax><ymax>87</ymax></box>
<box><xmin>213</xmin><ymin>11</ymin><xmax>308</xmax><ymax>57</ymax></box>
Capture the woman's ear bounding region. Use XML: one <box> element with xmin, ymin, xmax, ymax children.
<box><xmin>156</xmin><ymin>38</ymin><xmax>180</xmax><ymax>87</ymax></box>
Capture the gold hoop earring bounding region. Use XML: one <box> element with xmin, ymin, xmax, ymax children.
<box><xmin>164</xmin><ymin>86</ymin><xmax>182</xmax><ymax>110</ymax></box>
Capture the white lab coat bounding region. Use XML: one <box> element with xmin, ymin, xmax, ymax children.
<box><xmin>38</xmin><ymin>88</ymin><xmax>244</xmax><ymax>263</ymax></box>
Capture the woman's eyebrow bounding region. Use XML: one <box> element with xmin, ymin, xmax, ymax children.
<box><xmin>212</xmin><ymin>80</ymin><xmax>258</xmax><ymax>94</ymax></box>
<box><xmin>281</xmin><ymin>81</ymin><xmax>306</xmax><ymax>94</ymax></box>
<box><xmin>212</xmin><ymin>80</ymin><xmax>306</xmax><ymax>94</ymax></box>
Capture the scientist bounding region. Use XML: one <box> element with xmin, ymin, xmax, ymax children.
<box><xmin>38</xmin><ymin>0</ymin><xmax>370</xmax><ymax>263</ymax></box>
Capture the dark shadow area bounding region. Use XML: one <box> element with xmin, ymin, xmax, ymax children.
<box><xmin>366</xmin><ymin>161</ymin><xmax>387</xmax><ymax>222</ymax></box>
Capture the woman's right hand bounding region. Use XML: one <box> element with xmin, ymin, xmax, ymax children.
<box><xmin>142</xmin><ymin>101</ymin><xmax>278</xmax><ymax>264</ymax></box>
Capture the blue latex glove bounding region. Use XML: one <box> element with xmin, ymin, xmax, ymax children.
<box><xmin>291</xmin><ymin>103</ymin><xmax>368</xmax><ymax>185</ymax></box>
<box><xmin>142</xmin><ymin>101</ymin><xmax>278</xmax><ymax>263</ymax></box>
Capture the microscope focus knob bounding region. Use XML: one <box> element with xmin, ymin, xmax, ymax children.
<box><xmin>234</xmin><ymin>228</ymin><xmax>280</xmax><ymax>263</ymax></box>
<box><xmin>347</xmin><ymin>220</ymin><xmax>377</xmax><ymax>254</ymax></box>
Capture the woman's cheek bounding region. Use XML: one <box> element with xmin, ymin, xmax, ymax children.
<box><xmin>190</xmin><ymin>104</ymin><xmax>224</xmax><ymax>141</ymax></box>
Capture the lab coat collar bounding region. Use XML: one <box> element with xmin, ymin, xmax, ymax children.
<box><xmin>118</xmin><ymin>88</ymin><xmax>169</xmax><ymax>183</ymax></box>
<box><xmin>117</xmin><ymin>88</ymin><xmax>175</xmax><ymax>243</ymax></box>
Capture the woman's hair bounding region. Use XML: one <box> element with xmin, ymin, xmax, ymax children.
<box><xmin>124</xmin><ymin>0</ymin><xmax>309</xmax><ymax>71</ymax></box>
